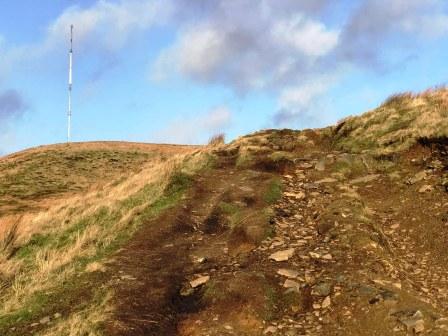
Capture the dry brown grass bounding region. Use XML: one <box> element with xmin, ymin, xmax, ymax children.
<box><xmin>333</xmin><ymin>87</ymin><xmax>448</xmax><ymax>154</ymax></box>
<box><xmin>208</xmin><ymin>133</ymin><xmax>226</xmax><ymax>147</ymax></box>
<box><xmin>0</xmin><ymin>143</ymin><xmax>211</xmax><ymax>333</ymax></box>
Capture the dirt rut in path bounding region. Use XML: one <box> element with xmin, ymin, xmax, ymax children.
<box><xmin>103</xmin><ymin>165</ymin><xmax>276</xmax><ymax>335</ymax></box>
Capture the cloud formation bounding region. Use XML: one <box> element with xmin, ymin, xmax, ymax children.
<box><xmin>154</xmin><ymin>1</ymin><xmax>338</xmax><ymax>92</ymax></box>
<box><xmin>153</xmin><ymin>0</ymin><xmax>448</xmax><ymax>125</ymax></box>
<box><xmin>0</xmin><ymin>89</ymin><xmax>27</xmax><ymax>122</ymax></box>
<box><xmin>340</xmin><ymin>0</ymin><xmax>448</xmax><ymax>66</ymax></box>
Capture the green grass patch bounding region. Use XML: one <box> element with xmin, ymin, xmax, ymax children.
<box><xmin>219</xmin><ymin>202</ymin><xmax>240</xmax><ymax>215</ymax></box>
<box><xmin>235</xmin><ymin>152</ymin><xmax>254</xmax><ymax>169</ymax></box>
<box><xmin>264</xmin><ymin>178</ymin><xmax>282</xmax><ymax>204</ymax></box>
<box><xmin>166</xmin><ymin>172</ymin><xmax>193</xmax><ymax>194</ymax></box>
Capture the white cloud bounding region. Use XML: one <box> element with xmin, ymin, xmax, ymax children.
<box><xmin>152</xmin><ymin>1</ymin><xmax>339</xmax><ymax>92</ymax></box>
<box><xmin>280</xmin><ymin>81</ymin><xmax>330</xmax><ymax>110</ymax></box>
<box><xmin>43</xmin><ymin>0</ymin><xmax>168</xmax><ymax>53</ymax></box>
<box><xmin>178</xmin><ymin>27</ymin><xmax>227</xmax><ymax>80</ymax></box>
<box><xmin>271</xmin><ymin>15</ymin><xmax>339</xmax><ymax>57</ymax></box>
<box><xmin>153</xmin><ymin>25</ymin><xmax>228</xmax><ymax>82</ymax></box>
<box><xmin>274</xmin><ymin>75</ymin><xmax>340</xmax><ymax>126</ymax></box>
<box><xmin>152</xmin><ymin>105</ymin><xmax>232</xmax><ymax>144</ymax></box>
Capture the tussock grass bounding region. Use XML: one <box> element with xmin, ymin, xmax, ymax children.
<box><xmin>0</xmin><ymin>146</ymin><xmax>212</xmax><ymax>333</ymax></box>
<box><xmin>208</xmin><ymin>133</ymin><xmax>225</xmax><ymax>147</ymax></box>
<box><xmin>333</xmin><ymin>87</ymin><xmax>448</xmax><ymax>154</ymax></box>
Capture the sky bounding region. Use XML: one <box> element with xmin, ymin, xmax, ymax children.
<box><xmin>0</xmin><ymin>0</ymin><xmax>448</xmax><ymax>155</ymax></box>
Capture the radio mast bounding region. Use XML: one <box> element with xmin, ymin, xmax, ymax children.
<box><xmin>67</xmin><ymin>25</ymin><xmax>73</xmax><ymax>143</ymax></box>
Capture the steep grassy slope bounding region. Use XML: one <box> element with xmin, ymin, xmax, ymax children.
<box><xmin>333</xmin><ymin>88</ymin><xmax>448</xmax><ymax>154</ymax></box>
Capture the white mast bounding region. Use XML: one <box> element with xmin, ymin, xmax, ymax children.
<box><xmin>67</xmin><ymin>25</ymin><xmax>73</xmax><ymax>143</ymax></box>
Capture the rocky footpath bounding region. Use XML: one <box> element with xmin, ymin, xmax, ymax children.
<box><xmin>252</xmin><ymin>148</ymin><xmax>448</xmax><ymax>335</ymax></box>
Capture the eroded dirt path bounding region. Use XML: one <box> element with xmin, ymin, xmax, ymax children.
<box><xmin>103</xmin><ymin>137</ymin><xmax>448</xmax><ymax>336</ymax></box>
<box><xmin>103</xmin><ymin>160</ymin><xmax>277</xmax><ymax>335</ymax></box>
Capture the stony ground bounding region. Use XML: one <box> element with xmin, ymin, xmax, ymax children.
<box><xmin>164</xmin><ymin>136</ymin><xmax>448</xmax><ymax>335</ymax></box>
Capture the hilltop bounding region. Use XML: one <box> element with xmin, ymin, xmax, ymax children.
<box><xmin>0</xmin><ymin>88</ymin><xmax>448</xmax><ymax>336</ymax></box>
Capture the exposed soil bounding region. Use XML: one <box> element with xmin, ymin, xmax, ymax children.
<box><xmin>102</xmin><ymin>159</ymin><xmax>278</xmax><ymax>335</ymax></box>
<box><xmin>100</xmin><ymin>136</ymin><xmax>448</xmax><ymax>335</ymax></box>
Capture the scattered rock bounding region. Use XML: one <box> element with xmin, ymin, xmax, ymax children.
<box><xmin>418</xmin><ymin>185</ymin><xmax>433</xmax><ymax>193</ymax></box>
<box><xmin>193</xmin><ymin>256</ymin><xmax>206</xmax><ymax>264</ymax></box>
<box><xmin>414</xmin><ymin>320</ymin><xmax>425</xmax><ymax>333</ymax></box>
<box><xmin>322</xmin><ymin>296</ymin><xmax>331</xmax><ymax>308</ymax></box>
<box><xmin>316</xmin><ymin>177</ymin><xmax>338</xmax><ymax>184</ymax></box>
<box><xmin>284</xmin><ymin>191</ymin><xmax>306</xmax><ymax>200</ymax></box>
<box><xmin>315</xmin><ymin>160</ymin><xmax>326</xmax><ymax>171</ymax></box>
<box><xmin>397</xmin><ymin>310</ymin><xmax>425</xmax><ymax>333</ymax></box>
<box><xmin>269</xmin><ymin>248</ymin><xmax>295</xmax><ymax>262</ymax></box>
<box><xmin>277</xmin><ymin>268</ymin><xmax>299</xmax><ymax>278</ymax></box>
<box><xmin>39</xmin><ymin>316</ymin><xmax>50</xmax><ymax>324</ymax></box>
<box><xmin>299</xmin><ymin>162</ymin><xmax>314</xmax><ymax>169</ymax></box>
<box><xmin>322</xmin><ymin>253</ymin><xmax>333</xmax><ymax>260</ymax></box>
<box><xmin>303</xmin><ymin>182</ymin><xmax>319</xmax><ymax>190</ymax></box>
<box><xmin>190</xmin><ymin>275</ymin><xmax>210</xmax><ymax>288</ymax></box>
<box><xmin>284</xmin><ymin>279</ymin><xmax>301</xmax><ymax>292</ymax></box>
<box><xmin>264</xmin><ymin>326</ymin><xmax>278</xmax><ymax>334</ymax></box>
<box><xmin>428</xmin><ymin>159</ymin><xmax>443</xmax><ymax>169</ymax></box>
<box><xmin>407</xmin><ymin>171</ymin><xmax>427</xmax><ymax>185</ymax></box>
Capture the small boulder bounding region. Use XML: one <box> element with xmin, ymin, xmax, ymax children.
<box><xmin>284</xmin><ymin>279</ymin><xmax>301</xmax><ymax>292</ymax></box>
<box><xmin>418</xmin><ymin>185</ymin><xmax>433</xmax><ymax>193</ymax></box>
<box><xmin>315</xmin><ymin>160</ymin><xmax>326</xmax><ymax>171</ymax></box>
<box><xmin>321</xmin><ymin>296</ymin><xmax>331</xmax><ymax>308</ymax></box>
<box><xmin>190</xmin><ymin>275</ymin><xmax>210</xmax><ymax>288</ymax></box>
<box><xmin>39</xmin><ymin>316</ymin><xmax>50</xmax><ymax>324</ymax></box>
<box><xmin>277</xmin><ymin>268</ymin><xmax>299</xmax><ymax>278</ymax></box>
<box><xmin>264</xmin><ymin>326</ymin><xmax>278</xmax><ymax>334</ymax></box>
<box><xmin>269</xmin><ymin>248</ymin><xmax>295</xmax><ymax>262</ymax></box>
<box><xmin>407</xmin><ymin>171</ymin><xmax>427</xmax><ymax>185</ymax></box>
<box><xmin>284</xmin><ymin>191</ymin><xmax>306</xmax><ymax>200</ymax></box>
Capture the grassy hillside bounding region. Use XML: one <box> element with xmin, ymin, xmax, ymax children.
<box><xmin>332</xmin><ymin>88</ymin><xmax>448</xmax><ymax>154</ymax></box>
<box><xmin>0</xmin><ymin>142</ymin><xmax>208</xmax><ymax>335</ymax></box>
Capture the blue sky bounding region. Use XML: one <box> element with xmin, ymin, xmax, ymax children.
<box><xmin>0</xmin><ymin>0</ymin><xmax>447</xmax><ymax>154</ymax></box>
